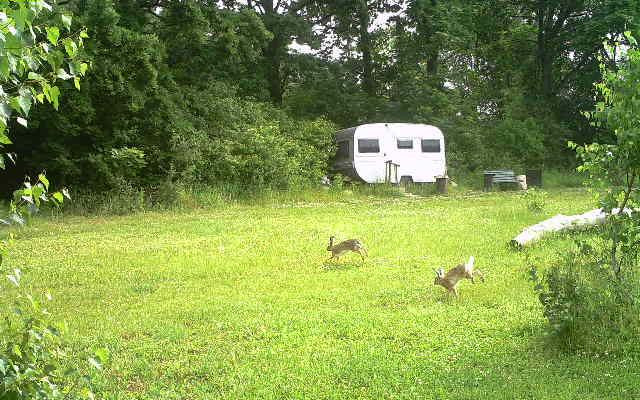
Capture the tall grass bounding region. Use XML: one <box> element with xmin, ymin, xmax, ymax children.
<box><xmin>47</xmin><ymin>170</ymin><xmax>585</xmax><ymax>217</ymax></box>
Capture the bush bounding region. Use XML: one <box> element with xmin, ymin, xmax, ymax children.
<box><xmin>522</xmin><ymin>188</ymin><xmax>548</xmax><ymax>213</ymax></box>
<box><xmin>531</xmin><ymin>242</ymin><xmax>640</xmax><ymax>352</ymax></box>
<box><xmin>0</xmin><ymin>269</ymin><xmax>108</xmax><ymax>399</ymax></box>
<box><xmin>1</xmin><ymin>179</ymin><xmax>108</xmax><ymax>399</ymax></box>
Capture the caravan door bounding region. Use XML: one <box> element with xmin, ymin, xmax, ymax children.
<box><xmin>388</xmin><ymin>125</ymin><xmax>420</xmax><ymax>183</ymax></box>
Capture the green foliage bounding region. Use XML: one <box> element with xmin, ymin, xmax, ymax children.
<box><xmin>0</xmin><ymin>0</ymin><xmax>88</xmax><ymax>168</ymax></box>
<box><xmin>576</xmin><ymin>32</ymin><xmax>640</xmax><ymax>212</ymax></box>
<box><xmin>0</xmin><ymin>2</ymin><xmax>335</xmax><ymax>194</ymax></box>
<box><xmin>0</xmin><ymin>269</ymin><xmax>109</xmax><ymax>400</ymax></box>
<box><xmin>573</xmin><ymin>32</ymin><xmax>640</xmax><ymax>276</ymax></box>
<box><xmin>0</xmin><ymin>175</ymin><xmax>107</xmax><ymax>399</ymax></box>
<box><xmin>531</xmin><ymin>242</ymin><xmax>640</xmax><ymax>352</ymax></box>
<box><xmin>329</xmin><ymin>173</ymin><xmax>345</xmax><ymax>192</ymax></box>
<box><xmin>170</xmin><ymin>86</ymin><xmax>336</xmax><ymax>190</ymax></box>
<box><xmin>522</xmin><ymin>188</ymin><xmax>548</xmax><ymax>213</ymax></box>
<box><xmin>2</xmin><ymin>0</ymin><xmax>638</xmax><ymax>197</ymax></box>
<box><xmin>109</xmin><ymin>146</ymin><xmax>146</xmax><ymax>184</ymax></box>
<box><xmin>0</xmin><ymin>3</ymin><xmax>105</xmax><ymax>399</ymax></box>
<box><xmin>541</xmin><ymin>169</ymin><xmax>585</xmax><ymax>189</ymax></box>
<box><xmin>1</xmin><ymin>173</ymin><xmax>69</xmax><ymax>226</ymax></box>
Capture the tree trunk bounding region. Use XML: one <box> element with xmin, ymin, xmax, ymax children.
<box><xmin>511</xmin><ymin>208</ymin><xmax>634</xmax><ymax>248</ymax></box>
<box><xmin>264</xmin><ymin>34</ymin><xmax>284</xmax><ymax>104</ymax></box>
<box><xmin>262</xmin><ymin>0</ymin><xmax>284</xmax><ymax>104</ymax></box>
<box><xmin>426</xmin><ymin>0</ymin><xmax>439</xmax><ymax>75</ymax></box>
<box><xmin>535</xmin><ymin>3</ymin><xmax>553</xmax><ymax>98</ymax></box>
<box><xmin>359</xmin><ymin>0</ymin><xmax>375</xmax><ymax>96</ymax></box>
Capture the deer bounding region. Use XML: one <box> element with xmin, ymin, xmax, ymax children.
<box><xmin>326</xmin><ymin>236</ymin><xmax>368</xmax><ymax>262</ymax></box>
<box><xmin>434</xmin><ymin>256</ymin><xmax>484</xmax><ymax>297</ymax></box>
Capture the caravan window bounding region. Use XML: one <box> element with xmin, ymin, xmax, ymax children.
<box><xmin>421</xmin><ymin>139</ymin><xmax>441</xmax><ymax>153</ymax></box>
<box><xmin>336</xmin><ymin>141</ymin><xmax>350</xmax><ymax>159</ymax></box>
<box><xmin>358</xmin><ymin>139</ymin><xmax>380</xmax><ymax>153</ymax></box>
<box><xmin>397</xmin><ymin>139</ymin><xmax>413</xmax><ymax>149</ymax></box>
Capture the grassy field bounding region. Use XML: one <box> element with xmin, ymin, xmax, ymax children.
<box><xmin>5</xmin><ymin>188</ymin><xmax>640</xmax><ymax>399</ymax></box>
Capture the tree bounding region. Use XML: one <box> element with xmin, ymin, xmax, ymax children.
<box><xmin>573</xmin><ymin>32</ymin><xmax>640</xmax><ymax>276</ymax></box>
<box><xmin>0</xmin><ymin>2</ymin><xmax>107</xmax><ymax>399</ymax></box>
<box><xmin>0</xmin><ymin>0</ymin><xmax>88</xmax><ymax>173</ymax></box>
<box><xmin>0</xmin><ymin>0</ymin><xmax>88</xmax><ymax>215</ymax></box>
<box><xmin>216</xmin><ymin>0</ymin><xmax>320</xmax><ymax>104</ymax></box>
<box><xmin>316</xmin><ymin>0</ymin><xmax>403</xmax><ymax>97</ymax></box>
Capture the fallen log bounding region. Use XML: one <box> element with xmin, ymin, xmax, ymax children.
<box><xmin>511</xmin><ymin>208</ymin><xmax>632</xmax><ymax>248</ymax></box>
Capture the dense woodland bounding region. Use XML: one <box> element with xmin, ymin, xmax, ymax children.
<box><xmin>2</xmin><ymin>0</ymin><xmax>639</xmax><ymax>193</ymax></box>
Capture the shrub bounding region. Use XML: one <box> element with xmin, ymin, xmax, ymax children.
<box><xmin>531</xmin><ymin>241</ymin><xmax>640</xmax><ymax>352</ymax></box>
<box><xmin>0</xmin><ymin>269</ymin><xmax>109</xmax><ymax>400</ymax></box>
<box><xmin>1</xmin><ymin>178</ymin><xmax>108</xmax><ymax>399</ymax></box>
<box><xmin>522</xmin><ymin>188</ymin><xmax>548</xmax><ymax>213</ymax></box>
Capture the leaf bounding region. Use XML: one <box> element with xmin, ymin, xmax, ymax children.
<box><xmin>0</xmin><ymin>56</ymin><xmax>8</xmax><ymax>78</ymax></box>
<box><xmin>0</xmin><ymin>102</ymin><xmax>13</xmax><ymax>123</ymax></box>
<box><xmin>62</xmin><ymin>187</ymin><xmax>71</xmax><ymax>199</ymax></box>
<box><xmin>61</xmin><ymin>14</ymin><xmax>72</xmax><ymax>31</ymax></box>
<box><xmin>63</xmin><ymin>38</ymin><xmax>77</xmax><ymax>57</ymax></box>
<box><xmin>49</xmin><ymin>86</ymin><xmax>60</xmax><ymax>110</ymax></box>
<box><xmin>0</xmin><ymin>131</ymin><xmax>11</xmax><ymax>144</ymax></box>
<box><xmin>46</xmin><ymin>26</ymin><xmax>60</xmax><ymax>45</ymax></box>
<box><xmin>39</xmin><ymin>173</ymin><xmax>49</xmax><ymax>190</ymax></box>
<box><xmin>52</xmin><ymin>191</ymin><xmax>63</xmax><ymax>203</ymax></box>
<box><xmin>17</xmin><ymin>89</ymin><xmax>32</xmax><ymax>116</ymax></box>
<box><xmin>57</xmin><ymin>68</ymin><xmax>72</xmax><ymax>80</ymax></box>
<box><xmin>28</xmin><ymin>72</ymin><xmax>44</xmax><ymax>81</ymax></box>
<box><xmin>16</xmin><ymin>117</ymin><xmax>27</xmax><ymax>127</ymax></box>
<box><xmin>11</xmin><ymin>8</ymin><xmax>28</xmax><ymax>32</ymax></box>
<box><xmin>74</xmin><ymin>77</ymin><xmax>80</xmax><ymax>90</ymax></box>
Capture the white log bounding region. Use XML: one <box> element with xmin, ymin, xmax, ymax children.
<box><xmin>511</xmin><ymin>208</ymin><xmax>631</xmax><ymax>248</ymax></box>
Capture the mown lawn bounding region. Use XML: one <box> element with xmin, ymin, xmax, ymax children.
<box><xmin>6</xmin><ymin>189</ymin><xmax>640</xmax><ymax>399</ymax></box>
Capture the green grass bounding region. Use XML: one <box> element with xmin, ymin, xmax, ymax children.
<box><xmin>5</xmin><ymin>189</ymin><xmax>640</xmax><ymax>399</ymax></box>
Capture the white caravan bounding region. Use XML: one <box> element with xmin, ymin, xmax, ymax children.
<box><xmin>332</xmin><ymin>123</ymin><xmax>446</xmax><ymax>184</ymax></box>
